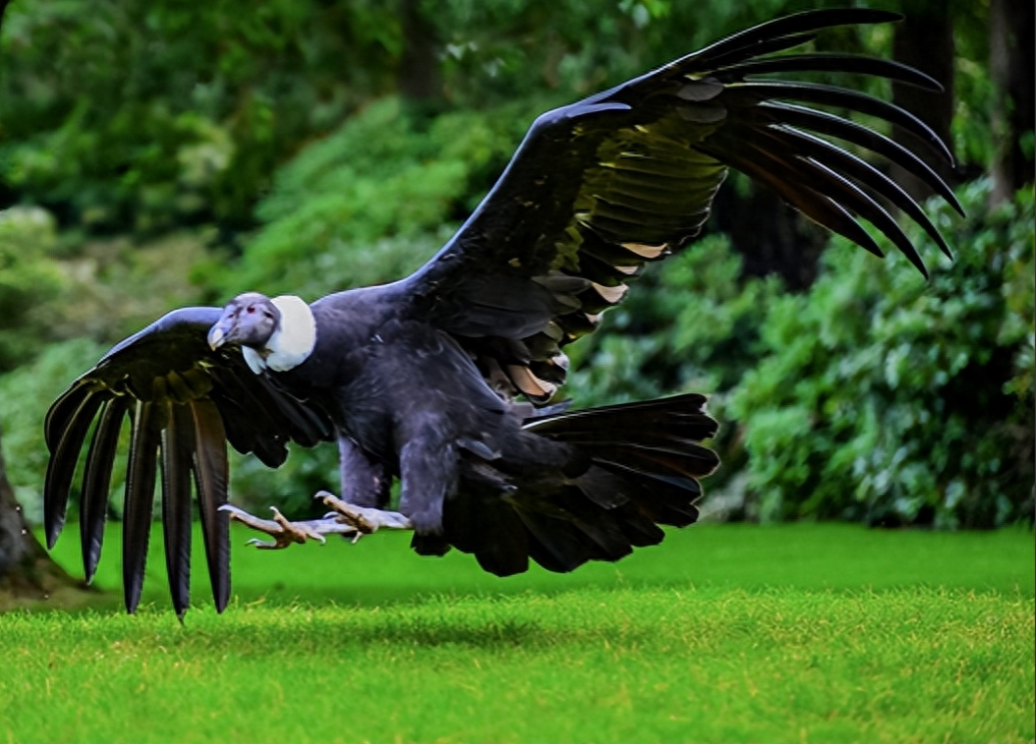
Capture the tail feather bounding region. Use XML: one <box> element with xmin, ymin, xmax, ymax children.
<box><xmin>544</xmin><ymin>395</ymin><xmax>716</xmax><ymax>563</ymax></box>
<box><xmin>441</xmin><ymin>393</ymin><xmax>718</xmax><ymax>576</ymax></box>
<box><xmin>553</xmin><ymin>485</ymin><xmax>635</xmax><ymax>561</ymax></box>
<box><xmin>526</xmin><ymin>394</ymin><xmax>716</xmax><ymax>573</ymax></box>
<box><xmin>530</xmin><ymin>392</ymin><xmax>719</xmax><ymax>477</ymax></box>
<box><xmin>437</xmin><ymin>488</ymin><xmax>531</xmax><ymax>575</ymax></box>
<box><xmin>614</xmin><ymin>504</ymin><xmax>666</xmax><ymax>547</ymax></box>
<box><xmin>517</xmin><ymin>510</ymin><xmax>594</xmax><ymax>572</ymax></box>
<box><xmin>609</xmin><ymin>469</ymin><xmax>702</xmax><ymax>527</ymax></box>
<box><xmin>470</xmin><ymin>497</ymin><xmax>529</xmax><ymax>576</ymax></box>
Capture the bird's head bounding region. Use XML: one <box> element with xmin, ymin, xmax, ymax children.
<box><xmin>207</xmin><ymin>292</ymin><xmax>282</xmax><ymax>351</ymax></box>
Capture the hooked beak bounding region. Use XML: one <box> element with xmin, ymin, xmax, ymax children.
<box><xmin>207</xmin><ymin>318</ymin><xmax>233</xmax><ymax>350</ymax></box>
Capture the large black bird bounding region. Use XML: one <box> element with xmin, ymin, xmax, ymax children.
<box><xmin>43</xmin><ymin>8</ymin><xmax>959</xmax><ymax>617</ymax></box>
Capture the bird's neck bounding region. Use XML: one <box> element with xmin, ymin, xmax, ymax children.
<box><xmin>243</xmin><ymin>295</ymin><xmax>317</xmax><ymax>373</ymax></box>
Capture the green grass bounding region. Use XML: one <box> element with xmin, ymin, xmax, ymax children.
<box><xmin>2</xmin><ymin>523</ymin><xmax>1033</xmax><ymax>743</ymax></box>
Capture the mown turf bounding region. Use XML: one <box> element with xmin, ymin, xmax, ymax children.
<box><xmin>2</xmin><ymin>524</ymin><xmax>1033</xmax><ymax>743</ymax></box>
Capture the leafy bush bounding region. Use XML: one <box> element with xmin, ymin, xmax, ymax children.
<box><xmin>0</xmin><ymin>338</ymin><xmax>108</xmax><ymax>523</ymax></box>
<box><xmin>0</xmin><ymin>0</ymin><xmax>401</xmax><ymax>233</ymax></box>
<box><xmin>208</xmin><ymin>96</ymin><xmax>535</xmax><ymax>299</ymax></box>
<box><xmin>564</xmin><ymin>234</ymin><xmax>785</xmax><ymax>498</ymax></box>
<box><xmin>0</xmin><ymin>206</ymin><xmax>65</xmax><ymax>371</ymax></box>
<box><xmin>731</xmin><ymin>181</ymin><xmax>1035</xmax><ymax>528</ymax></box>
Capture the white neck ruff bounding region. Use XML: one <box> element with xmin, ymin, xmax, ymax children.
<box><xmin>242</xmin><ymin>295</ymin><xmax>317</xmax><ymax>374</ymax></box>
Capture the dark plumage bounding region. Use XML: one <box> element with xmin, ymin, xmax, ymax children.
<box><xmin>43</xmin><ymin>9</ymin><xmax>958</xmax><ymax>617</ymax></box>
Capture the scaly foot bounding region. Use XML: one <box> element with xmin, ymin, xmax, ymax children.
<box><xmin>316</xmin><ymin>490</ymin><xmax>413</xmax><ymax>534</ymax></box>
<box><xmin>220</xmin><ymin>504</ymin><xmax>360</xmax><ymax>549</ymax></box>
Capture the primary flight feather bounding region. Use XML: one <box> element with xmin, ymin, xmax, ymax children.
<box><xmin>43</xmin><ymin>8</ymin><xmax>959</xmax><ymax>617</ymax></box>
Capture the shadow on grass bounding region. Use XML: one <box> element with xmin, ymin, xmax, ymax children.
<box><xmin>29</xmin><ymin>522</ymin><xmax>1035</xmax><ymax>620</ymax></box>
<box><xmin>215</xmin><ymin>614</ymin><xmax>560</xmax><ymax>650</ymax></box>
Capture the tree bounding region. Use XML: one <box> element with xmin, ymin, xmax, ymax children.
<box><xmin>989</xmin><ymin>0</ymin><xmax>1035</xmax><ymax>204</ymax></box>
<box><xmin>0</xmin><ymin>0</ymin><xmax>97</xmax><ymax>611</ymax></box>
<box><xmin>889</xmin><ymin>0</ymin><xmax>959</xmax><ymax>199</ymax></box>
<box><xmin>0</xmin><ymin>422</ymin><xmax>97</xmax><ymax>610</ymax></box>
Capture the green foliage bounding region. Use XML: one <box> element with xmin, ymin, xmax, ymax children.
<box><xmin>570</xmin><ymin>235</ymin><xmax>784</xmax><ymax>401</ymax></box>
<box><xmin>732</xmin><ymin>181</ymin><xmax>1035</xmax><ymax>527</ymax></box>
<box><xmin>209</xmin><ymin>96</ymin><xmax>535</xmax><ymax>300</ymax></box>
<box><xmin>566</xmin><ymin>235</ymin><xmax>785</xmax><ymax>492</ymax></box>
<box><xmin>2</xmin><ymin>0</ymin><xmax>972</xmax><ymax>238</ymax></box>
<box><xmin>0</xmin><ymin>0</ymin><xmax>400</xmax><ymax>232</ymax></box>
<box><xmin>0</xmin><ymin>337</ymin><xmax>107</xmax><ymax>523</ymax></box>
<box><xmin>431</xmin><ymin>0</ymin><xmax>830</xmax><ymax>103</ymax></box>
<box><xmin>0</xmin><ymin>206</ymin><xmax>65</xmax><ymax>370</ymax></box>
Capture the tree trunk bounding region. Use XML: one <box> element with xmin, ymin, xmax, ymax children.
<box><xmin>398</xmin><ymin>0</ymin><xmax>441</xmax><ymax>105</ymax></box>
<box><xmin>989</xmin><ymin>0</ymin><xmax>1035</xmax><ymax>205</ymax></box>
<box><xmin>712</xmin><ymin>179</ymin><xmax>828</xmax><ymax>291</ymax></box>
<box><xmin>0</xmin><ymin>423</ymin><xmax>97</xmax><ymax>610</ymax></box>
<box><xmin>890</xmin><ymin>0</ymin><xmax>960</xmax><ymax>198</ymax></box>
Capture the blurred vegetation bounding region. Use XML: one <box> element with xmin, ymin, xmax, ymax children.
<box><xmin>0</xmin><ymin>0</ymin><xmax>1032</xmax><ymax>526</ymax></box>
<box><xmin>0</xmin><ymin>206</ymin><xmax>64</xmax><ymax>369</ymax></box>
<box><xmin>732</xmin><ymin>181</ymin><xmax>1034</xmax><ymax>528</ymax></box>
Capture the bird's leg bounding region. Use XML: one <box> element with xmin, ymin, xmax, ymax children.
<box><xmin>397</xmin><ymin>434</ymin><xmax>458</xmax><ymax>535</ymax></box>
<box><xmin>337</xmin><ymin>436</ymin><xmax>392</xmax><ymax>508</ymax></box>
<box><xmin>220</xmin><ymin>504</ymin><xmax>361</xmax><ymax>549</ymax></box>
<box><xmin>316</xmin><ymin>490</ymin><xmax>412</xmax><ymax>536</ymax></box>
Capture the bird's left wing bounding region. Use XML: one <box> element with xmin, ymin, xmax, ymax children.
<box><xmin>399</xmin><ymin>8</ymin><xmax>960</xmax><ymax>403</ymax></box>
<box><xmin>44</xmin><ymin>307</ymin><xmax>334</xmax><ymax>616</ymax></box>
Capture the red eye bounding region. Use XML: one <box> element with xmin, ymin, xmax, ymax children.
<box><xmin>247</xmin><ymin>306</ymin><xmax>256</xmax><ymax>314</ymax></box>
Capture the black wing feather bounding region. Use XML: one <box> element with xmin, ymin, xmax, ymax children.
<box><xmin>162</xmin><ymin>402</ymin><xmax>195</xmax><ymax>619</ymax></box>
<box><xmin>764</xmin><ymin>125</ymin><xmax>952</xmax><ymax>257</ymax></box>
<box><xmin>190</xmin><ymin>399</ymin><xmax>231</xmax><ymax>612</ymax></box>
<box><xmin>731</xmin><ymin>131</ymin><xmax>929</xmax><ymax>275</ymax></box>
<box><xmin>755</xmin><ymin>102</ymin><xmax>964</xmax><ymax>216</ymax></box>
<box><xmin>44</xmin><ymin>385</ymin><xmax>104</xmax><ymax>548</ymax></box>
<box><xmin>716</xmin><ymin>53</ymin><xmax>943</xmax><ymax>90</ymax></box>
<box><xmin>123</xmin><ymin>400</ymin><xmax>161</xmax><ymax>614</ymax></box>
<box><xmin>79</xmin><ymin>396</ymin><xmax>129</xmax><ymax>584</ymax></box>
<box><xmin>43</xmin><ymin>307</ymin><xmax>333</xmax><ymax>613</ymax></box>
<box><xmin>689</xmin><ymin>32</ymin><xmax>821</xmax><ymax>71</ymax></box>
<box><xmin>735</xmin><ymin>81</ymin><xmax>953</xmax><ymax>162</ymax></box>
<box><xmin>400</xmin><ymin>8</ymin><xmax>958</xmax><ymax>403</ymax></box>
<box><xmin>681</xmin><ymin>9</ymin><xmax>901</xmax><ymax>68</ymax></box>
<box><xmin>717</xmin><ymin>145</ymin><xmax>888</xmax><ymax>259</ymax></box>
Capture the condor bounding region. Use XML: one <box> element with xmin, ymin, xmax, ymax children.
<box><xmin>43</xmin><ymin>8</ymin><xmax>960</xmax><ymax>617</ymax></box>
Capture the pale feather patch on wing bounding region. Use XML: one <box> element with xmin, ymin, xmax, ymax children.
<box><xmin>507</xmin><ymin>364</ymin><xmax>557</xmax><ymax>401</ymax></box>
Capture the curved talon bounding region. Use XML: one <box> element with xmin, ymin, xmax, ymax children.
<box><xmin>270</xmin><ymin>506</ymin><xmax>327</xmax><ymax>545</ymax></box>
<box><xmin>220</xmin><ymin>494</ymin><xmax>408</xmax><ymax>552</ymax></box>
<box><xmin>245</xmin><ymin>537</ymin><xmax>283</xmax><ymax>550</ymax></box>
<box><xmin>315</xmin><ymin>490</ymin><xmax>413</xmax><ymax>532</ymax></box>
<box><xmin>221</xmin><ymin>502</ymin><xmax>356</xmax><ymax>549</ymax></box>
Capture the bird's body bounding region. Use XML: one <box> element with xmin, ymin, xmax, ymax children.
<box><xmin>41</xmin><ymin>8</ymin><xmax>960</xmax><ymax>616</ymax></box>
<box><xmin>209</xmin><ymin>287</ymin><xmax>717</xmax><ymax>574</ymax></box>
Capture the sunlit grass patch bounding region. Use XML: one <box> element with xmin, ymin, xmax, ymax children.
<box><xmin>2</xmin><ymin>524</ymin><xmax>1033</xmax><ymax>743</ymax></box>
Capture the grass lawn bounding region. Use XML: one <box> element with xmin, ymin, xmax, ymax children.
<box><xmin>1</xmin><ymin>522</ymin><xmax>1033</xmax><ymax>743</ymax></box>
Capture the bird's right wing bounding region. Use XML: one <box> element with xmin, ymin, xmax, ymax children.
<box><xmin>43</xmin><ymin>307</ymin><xmax>334</xmax><ymax>617</ymax></box>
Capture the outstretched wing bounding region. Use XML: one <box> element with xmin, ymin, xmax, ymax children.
<box><xmin>43</xmin><ymin>307</ymin><xmax>334</xmax><ymax>617</ymax></box>
<box><xmin>400</xmin><ymin>8</ymin><xmax>960</xmax><ymax>403</ymax></box>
